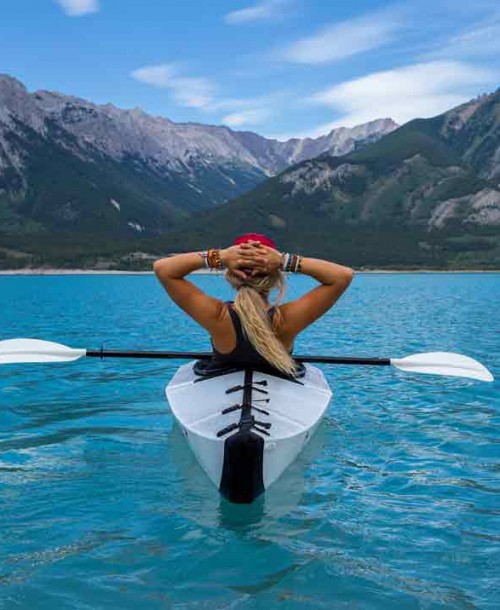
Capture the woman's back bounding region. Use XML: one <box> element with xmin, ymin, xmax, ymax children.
<box><xmin>211</xmin><ymin>302</ymin><xmax>283</xmax><ymax>368</ymax></box>
<box><xmin>153</xmin><ymin>234</ymin><xmax>354</xmax><ymax>375</ymax></box>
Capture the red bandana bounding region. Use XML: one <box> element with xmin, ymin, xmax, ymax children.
<box><xmin>232</xmin><ymin>233</ymin><xmax>277</xmax><ymax>249</ymax></box>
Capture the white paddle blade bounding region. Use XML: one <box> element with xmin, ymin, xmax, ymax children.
<box><xmin>391</xmin><ymin>352</ymin><xmax>494</xmax><ymax>382</ymax></box>
<box><xmin>0</xmin><ymin>338</ymin><xmax>86</xmax><ymax>364</ymax></box>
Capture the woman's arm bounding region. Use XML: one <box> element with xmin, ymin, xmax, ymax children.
<box><xmin>154</xmin><ymin>253</ymin><xmax>224</xmax><ymax>333</ymax></box>
<box><xmin>240</xmin><ymin>243</ymin><xmax>354</xmax><ymax>339</ymax></box>
<box><xmin>153</xmin><ymin>247</ymin><xmax>254</xmax><ymax>333</ymax></box>
<box><xmin>279</xmin><ymin>256</ymin><xmax>354</xmax><ymax>337</ymax></box>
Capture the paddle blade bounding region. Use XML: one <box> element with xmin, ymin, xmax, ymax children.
<box><xmin>0</xmin><ymin>338</ymin><xmax>86</xmax><ymax>364</ymax></box>
<box><xmin>391</xmin><ymin>352</ymin><xmax>494</xmax><ymax>382</ymax></box>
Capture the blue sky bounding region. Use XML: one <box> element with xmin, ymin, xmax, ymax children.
<box><xmin>2</xmin><ymin>0</ymin><xmax>499</xmax><ymax>139</ymax></box>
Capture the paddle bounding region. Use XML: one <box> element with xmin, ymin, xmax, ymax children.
<box><xmin>0</xmin><ymin>338</ymin><xmax>493</xmax><ymax>382</ymax></box>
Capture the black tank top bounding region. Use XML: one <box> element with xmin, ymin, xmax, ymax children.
<box><xmin>193</xmin><ymin>302</ymin><xmax>304</xmax><ymax>379</ymax></box>
<box><xmin>210</xmin><ymin>302</ymin><xmax>279</xmax><ymax>369</ymax></box>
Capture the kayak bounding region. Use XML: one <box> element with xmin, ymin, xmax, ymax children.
<box><xmin>166</xmin><ymin>362</ymin><xmax>332</xmax><ymax>503</ymax></box>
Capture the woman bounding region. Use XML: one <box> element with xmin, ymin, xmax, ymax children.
<box><xmin>153</xmin><ymin>234</ymin><xmax>354</xmax><ymax>376</ymax></box>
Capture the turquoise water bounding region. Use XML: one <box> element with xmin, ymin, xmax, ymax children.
<box><xmin>0</xmin><ymin>273</ymin><xmax>498</xmax><ymax>609</ymax></box>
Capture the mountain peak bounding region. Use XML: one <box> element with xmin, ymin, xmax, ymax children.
<box><xmin>0</xmin><ymin>74</ymin><xmax>31</xmax><ymax>105</ymax></box>
<box><xmin>0</xmin><ymin>73</ymin><xmax>27</xmax><ymax>91</ymax></box>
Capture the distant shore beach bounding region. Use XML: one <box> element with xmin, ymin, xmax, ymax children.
<box><xmin>0</xmin><ymin>268</ymin><xmax>499</xmax><ymax>276</ymax></box>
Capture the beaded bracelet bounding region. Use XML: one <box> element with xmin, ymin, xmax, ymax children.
<box><xmin>280</xmin><ymin>252</ymin><xmax>303</xmax><ymax>273</ymax></box>
<box><xmin>207</xmin><ymin>248</ymin><xmax>224</xmax><ymax>270</ymax></box>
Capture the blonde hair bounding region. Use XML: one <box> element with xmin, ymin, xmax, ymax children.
<box><xmin>225</xmin><ymin>270</ymin><xmax>296</xmax><ymax>376</ymax></box>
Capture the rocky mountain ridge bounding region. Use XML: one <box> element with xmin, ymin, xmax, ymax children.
<box><xmin>166</xmin><ymin>91</ymin><xmax>500</xmax><ymax>268</ymax></box>
<box><xmin>0</xmin><ymin>74</ymin><xmax>397</xmax><ymax>174</ymax></box>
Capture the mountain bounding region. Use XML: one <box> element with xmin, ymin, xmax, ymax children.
<box><xmin>230</xmin><ymin>120</ymin><xmax>396</xmax><ymax>174</ymax></box>
<box><xmin>436</xmin><ymin>93</ymin><xmax>500</xmax><ymax>184</ymax></box>
<box><xmin>168</xmin><ymin>91</ymin><xmax>500</xmax><ymax>269</ymax></box>
<box><xmin>0</xmin><ymin>74</ymin><xmax>396</xmax><ymax>239</ymax></box>
<box><xmin>3</xmin><ymin>74</ymin><xmax>498</xmax><ymax>270</ymax></box>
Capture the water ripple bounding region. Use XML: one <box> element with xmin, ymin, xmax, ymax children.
<box><xmin>0</xmin><ymin>273</ymin><xmax>498</xmax><ymax>609</ymax></box>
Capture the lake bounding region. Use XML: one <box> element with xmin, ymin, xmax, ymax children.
<box><xmin>0</xmin><ymin>273</ymin><xmax>498</xmax><ymax>609</ymax></box>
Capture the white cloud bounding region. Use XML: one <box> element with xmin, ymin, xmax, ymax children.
<box><xmin>281</xmin><ymin>11</ymin><xmax>402</xmax><ymax>64</ymax></box>
<box><xmin>170</xmin><ymin>77</ymin><xmax>216</xmax><ymax>109</ymax></box>
<box><xmin>211</xmin><ymin>91</ymin><xmax>283</xmax><ymax>112</ymax></box>
<box><xmin>130</xmin><ymin>64</ymin><xmax>175</xmax><ymax>88</ymax></box>
<box><xmin>131</xmin><ymin>64</ymin><xmax>283</xmax><ymax>128</ymax></box>
<box><xmin>207</xmin><ymin>98</ymin><xmax>252</xmax><ymax>112</ymax></box>
<box><xmin>55</xmin><ymin>0</ymin><xmax>99</xmax><ymax>17</ymax></box>
<box><xmin>224</xmin><ymin>0</ymin><xmax>290</xmax><ymax>25</ymax></box>
<box><xmin>305</xmin><ymin>61</ymin><xmax>498</xmax><ymax>132</ymax></box>
<box><xmin>216</xmin><ymin>91</ymin><xmax>290</xmax><ymax>127</ymax></box>
<box><xmin>131</xmin><ymin>64</ymin><xmax>215</xmax><ymax>109</ymax></box>
<box><xmin>423</xmin><ymin>17</ymin><xmax>500</xmax><ymax>60</ymax></box>
<box><xmin>222</xmin><ymin>108</ymin><xmax>272</xmax><ymax>127</ymax></box>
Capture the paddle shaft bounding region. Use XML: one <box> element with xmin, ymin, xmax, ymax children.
<box><xmin>1</xmin><ymin>340</ymin><xmax>492</xmax><ymax>380</ymax></box>
<box><xmin>85</xmin><ymin>349</ymin><xmax>390</xmax><ymax>366</ymax></box>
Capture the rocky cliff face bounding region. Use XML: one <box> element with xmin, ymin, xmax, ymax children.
<box><xmin>0</xmin><ymin>74</ymin><xmax>397</xmax><ymax>237</ymax></box>
<box><xmin>251</xmin><ymin>91</ymin><xmax>500</xmax><ymax>232</ymax></box>
<box><xmin>437</xmin><ymin>93</ymin><xmax>500</xmax><ymax>184</ymax></box>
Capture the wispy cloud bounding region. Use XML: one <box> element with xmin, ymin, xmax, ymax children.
<box><xmin>215</xmin><ymin>91</ymin><xmax>289</xmax><ymax>127</ymax></box>
<box><xmin>281</xmin><ymin>10</ymin><xmax>402</xmax><ymax>64</ymax></box>
<box><xmin>55</xmin><ymin>0</ymin><xmax>99</xmax><ymax>17</ymax></box>
<box><xmin>131</xmin><ymin>64</ymin><xmax>216</xmax><ymax>109</ymax></box>
<box><xmin>422</xmin><ymin>16</ymin><xmax>500</xmax><ymax>60</ymax></box>
<box><xmin>222</xmin><ymin>108</ymin><xmax>272</xmax><ymax>127</ymax></box>
<box><xmin>130</xmin><ymin>64</ymin><xmax>175</xmax><ymax>88</ymax></box>
<box><xmin>167</xmin><ymin>77</ymin><xmax>215</xmax><ymax>109</ymax></box>
<box><xmin>131</xmin><ymin>66</ymin><xmax>282</xmax><ymax>128</ymax></box>
<box><xmin>304</xmin><ymin>61</ymin><xmax>497</xmax><ymax>134</ymax></box>
<box><xmin>224</xmin><ymin>0</ymin><xmax>290</xmax><ymax>25</ymax></box>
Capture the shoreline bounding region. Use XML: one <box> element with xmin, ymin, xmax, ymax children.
<box><xmin>0</xmin><ymin>268</ymin><xmax>499</xmax><ymax>276</ymax></box>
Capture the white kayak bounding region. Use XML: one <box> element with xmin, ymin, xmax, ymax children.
<box><xmin>166</xmin><ymin>362</ymin><xmax>332</xmax><ymax>503</ymax></box>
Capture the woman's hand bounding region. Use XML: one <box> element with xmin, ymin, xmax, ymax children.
<box><xmin>237</xmin><ymin>241</ymin><xmax>282</xmax><ymax>275</ymax></box>
<box><xmin>220</xmin><ymin>245</ymin><xmax>259</xmax><ymax>279</ymax></box>
<box><xmin>220</xmin><ymin>242</ymin><xmax>282</xmax><ymax>278</ymax></box>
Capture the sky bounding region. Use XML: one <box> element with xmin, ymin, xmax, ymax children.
<box><xmin>1</xmin><ymin>0</ymin><xmax>499</xmax><ymax>139</ymax></box>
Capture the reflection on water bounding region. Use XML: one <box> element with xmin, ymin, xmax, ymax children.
<box><xmin>169</xmin><ymin>420</ymin><xmax>329</xmax><ymax>530</ymax></box>
<box><xmin>0</xmin><ymin>273</ymin><xmax>498</xmax><ymax>609</ymax></box>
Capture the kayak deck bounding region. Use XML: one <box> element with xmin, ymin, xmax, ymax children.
<box><xmin>166</xmin><ymin>362</ymin><xmax>331</xmax><ymax>503</ymax></box>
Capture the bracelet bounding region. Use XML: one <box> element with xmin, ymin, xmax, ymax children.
<box><xmin>206</xmin><ymin>248</ymin><xmax>224</xmax><ymax>270</ymax></box>
<box><xmin>280</xmin><ymin>252</ymin><xmax>303</xmax><ymax>273</ymax></box>
<box><xmin>198</xmin><ymin>250</ymin><xmax>209</xmax><ymax>269</ymax></box>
